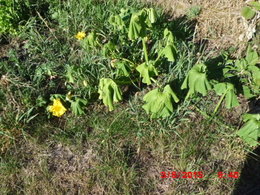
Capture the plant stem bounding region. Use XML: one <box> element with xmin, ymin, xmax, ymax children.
<box><xmin>213</xmin><ymin>92</ymin><xmax>226</xmax><ymax>115</ymax></box>
<box><xmin>150</xmin><ymin>78</ymin><xmax>162</xmax><ymax>88</ymax></box>
<box><xmin>142</xmin><ymin>38</ymin><xmax>149</xmax><ymax>64</ymax></box>
<box><xmin>155</xmin><ymin>52</ymin><xmax>161</xmax><ymax>63</ymax></box>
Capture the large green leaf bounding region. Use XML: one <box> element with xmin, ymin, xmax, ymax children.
<box><xmin>127</xmin><ymin>8</ymin><xmax>157</xmax><ymax>40</ymax></box>
<box><xmin>181</xmin><ymin>63</ymin><xmax>211</xmax><ymax>98</ymax></box>
<box><xmin>142</xmin><ymin>85</ymin><xmax>179</xmax><ymax>118</ymax></box>
<box><xmin>214</xmin><ymin>82</ymin><xmax>239</xmax><ymax>109</ymax></box>
<box><xmin>241</xmin><ymin>6</ymin><xmax>256</xmax><ymax>20</ymax></box>
<box><xmin>237</xmin><ymin>114</ymin><xmax>260</xmax><ymax>146</ymax></box>
<box><xmin>98</xmin><ymin>78</ymin><xmax>122</xmax><ymax>111</ymax></box>
<box><xmin>157</xmin><ymin>28</ymin><xmax>176</xmax><ymax>62</ymax></box>
<box><xmin>160</xmin><ymin>44</ymin><xmax>176</xmax><ymax>62</ymax></box>
<box><xmin>136</xmin><ymin>61</ymin><xmax>158</xmax><ymax>85</ymax></box>
<box><xmin>128</xmin><ymin>10</ymin><xmax>147</xmax><ymax>40</ymax></box>
<box><xmin>246</xmin><ymin>46</ymin><xmax>259</xmax><ymax>66</ymax></box>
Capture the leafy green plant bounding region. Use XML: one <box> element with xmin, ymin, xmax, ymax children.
<box><xmin>136</xmin><ymin>61</ymin><xmax>158</xmax><ymax>85</ymax></box>
<box><xmin>213</xmin><ymin>82</ymin><xmax>239</xmax><ymax>110</ymax></box>
<box><xmin>158</xmin><ymin>28</ymin><xmax>177</xmax><ymax>62</ymax></box>
<box><xmin>181</xmin><ymin>63</ymin><xmax>211</xmax><ymax>99</ymax></box>
<box><xmin>69</xmin><ymin>97</ymin><xmax>88</xmax><ymax>115</ymax></box>
<box><xmin>1</xmin><ymin>0</ymin><xmax>259</xmax><ymax>148</ymax></box>
<box><xmin>224</xmin><ymin>46</ymin><xmax>260</xmax><ymax>98</ymax></box>
<box><xmin>237</xmin><ymin>114</ymin><xmax>260</xmax><ymax>146</ymax></box>
<box><xmin>98</xmin><ymin>78</ymin><xmax>122</xmax><ymax>111</ymax></box>
<box><xmin>142</xmin><ymin>85</ymin><xmax>179</xmax><ymax>118</ymax></box>
<box><xmin>90</xmin><ymin>7</ymin><xmax>179</xmax><ymax>112</ymax></box>
<box><xmin>47</xmin><ymin>94</ymin><xmax>88</xmax><ymax>116</ymax></box>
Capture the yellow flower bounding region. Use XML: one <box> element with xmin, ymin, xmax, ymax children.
<box><xmin>75</xmin><ymin>31</ymin><xmax>86</xmax><ymax>40</ymax></box>
<box><xmin>48</xmin><ymin>98</ymin><xmax>67</xmax><ymax>117</ymax></box>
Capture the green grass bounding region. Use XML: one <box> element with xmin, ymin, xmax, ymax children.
<box><xmin>0</xmin><ymin>0</ymin><xmax>256</xmax><ymax>194</ymax></box>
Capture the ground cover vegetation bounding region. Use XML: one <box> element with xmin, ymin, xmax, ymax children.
<box><xmin>0</xmin><ymin>0</ymin><xmax>259</xmax><ymax>194</ymax></box>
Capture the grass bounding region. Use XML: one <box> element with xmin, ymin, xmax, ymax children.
<box><xmin>0</xmin><ymin>0</ymin><xmax>258</xmax><ymax>194</ymax></box>
<box><xmin>0</xmin><ymin>100</ymin><xmax>248</xmax><ymax>194</ymax></box>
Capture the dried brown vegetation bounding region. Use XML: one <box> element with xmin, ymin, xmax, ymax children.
<box><xmin>145</xmin><ymin>0</ymin><xmax>259</xmax><ymax>56</ymax></box>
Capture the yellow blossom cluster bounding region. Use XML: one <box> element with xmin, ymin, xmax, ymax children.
<box><xmin>75</xmin><ymin>31</ymin><xmax>86</xmax><ymax>40</ymax></box>
<box><xmin>48</xmin><ymin>98</ymin><xmax>67</xmax><ymax>117</ymax></box>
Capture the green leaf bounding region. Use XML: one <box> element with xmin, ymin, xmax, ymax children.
<box><xmin>242</xmin><ymin>85</ymin><xmax>255</xmax><ymax>99</ymax></box>
<box><xmin>214</xmin><ymin>83</ymin><xmax>226</xmax><ymax>94</ymax></box>
<box><xmin>249</xmin><ymin>1</ymin><xmax>260</xmax><ymax>10</ymax></box>
<box><xmin>128</xmin><ymin>10</ymin><xmax>147</xmax><ymax>40</ymax></box>
<box><xmin>157</xmin><ymin>29</ymin><xmax>176</xmax><ymax>62</ymax></box>
<box><xmin>136</xmin><ymin>61</ymin><xmax>158</xmax><ymax>85</ymax></box>
<box><xmin>98</xmin><ymin>78</ymin><xmax>122</xmax><ymax>111</ymax></box>
<box><xmin>223</xmin><ymin>64</ymin><xmax>236</xmax><ymax>78</ymax></box>
<box><xmin>143</xmin><ymin>8</ymin><xmax>157</xmax><ymax>27</ymax></box>
<box><xmin>114</xmin><ymin>60</ymin><xmax>131</xmax><ymax>77</ymax></box>
<box><xmin>235</xmin><ymin>59</ymin><xmax>248</xmax><ymax>72</ymax></box>
<box><xmin>146</xmin><ymin>8</ymin><xmax>157</xmax><ymax>24</ymax></box>
<box><xmin>160</xmin><ymin>44</ymin><xmax>176</xmax><ymax>62</ymax></box>
<box><xmin>163</xmin><ymin>28</ymin><xmax>174</xmax><ymax>45</ymax></box>
<box><xmin>142</xmin><ymin>85</ymin><xmax>179</xmax><ymax>118</ymax></box>
<box><xmin>181</xmin><ymin>63</ymin><xmax>211</xmax><ymax>98</ymax></box>
<box><xmin>246</xmin><ymin>46</ymin><xmax>259</xmax><ymax>66</ymax></box>
<box><xmin>247</xmin><ymin>65</ymin><xmax>260</xmax><ymax>86</ymax></box>
<box><xmin>252</xmin><ymin>70</ymin><xmax>260</xmax><ymax>87</ymax></box>
<box><xmin>109</xmin><ymin>15</ymin><xmax>125</xmax><ymax>31</ymax></box>
<box><xmin>241</xmin><ymin>6</ymin><xmax>256</xmax><ymax>20</ymax></box>
<box><xmin>237</xmin><ymin>114</ymin><xmax>260</xmax><ymax>146</ymax></box>
<box><xmin>70</xmin><ymin>98</ymin><xmax>88</xmax><ymax>115</ymax></box>
<box><xmin>214</xmin><ymin>82</ymin><xmax>239</xmax><ymax>109</ymax></box>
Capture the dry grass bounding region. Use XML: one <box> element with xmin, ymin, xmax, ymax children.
<box><xmin>0</xmin><ymin>101</ymin><xmax>249</xmax><ymax>194</ymax></box>
<box><xmin>144</xmin><ymin>0</ymin><xmax>258</xmax><ymax>57</ymax></box>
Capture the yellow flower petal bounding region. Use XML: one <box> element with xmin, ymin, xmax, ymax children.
<box><xmin>75</xmin><ymin>31</ymin><xmax>86</xmax><ymax>40</ymax></box>
<box><xmin>48</xmin><ymin>98</ymin><xmax>67</xmax><ymax>117</ymax></box>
